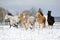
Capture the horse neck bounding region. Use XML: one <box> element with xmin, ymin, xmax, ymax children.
<box><xmin>38</xmin><ymin>13</ymin><xmax>43</xmax><ymax>17</ymax></box>
<box><xmin>20</xmin><ymin>16</ymin><xmax>25</xmax><ymax>21</ymax></box>
<box><xmin>48</xmin><ymin>15</ymin><xmax>51</xmax><ymax>18</ymax></box>
<box><xmin>38</xmin><ymin>10</ymin><xmax>43</xmax><ymax>16</ymax></box>
<box><xmin>7</xmin><ymin>15</ymin><xmax>13</xmax><ymax>19</ymax></box>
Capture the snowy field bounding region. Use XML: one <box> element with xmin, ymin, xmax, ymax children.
<box><xmin>0</xmin><ymin>22</ymin><xmax>60</xmax><ymax>40</ymax></box>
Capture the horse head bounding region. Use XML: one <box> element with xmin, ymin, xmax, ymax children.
<box><xmin>4</xmin><ymin>14</ymin><xmax>10</xmax><ymax>22</ymax></box>
<box><xmin>4</xmin><ymin>13</ymin><xmax>13</xmax><ymax>22</ymax></box>
<box><xmin>19</xmin><ymin>13</ymin><xmax>26</xmax><ymax>19</ymax></box>
<box><xmin>38</xmin><ymin>8</ymin><xmax>43</xmax><ymax>16</ymax></box>
<box><xmin>47</xmin><ymin>11</ymin><xmax>51</xmax><ymax>16</ymax></box>
<box><xmin>4</xmin><ymin>14</ymin><xmax>9</xmax><ymax>20</ymax></box>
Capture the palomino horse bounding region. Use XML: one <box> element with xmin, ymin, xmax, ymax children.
<box><xmin>35</xmin><ymin>8</ymin><xmax>46</xmax><ymax>30</ymax></box>
<box><xmin>19</xmin><ymin>13</ymin><xmax>28</xmax><ymax>30</ymax></box>
<box><xmin>4</xmin><ymin>14</ymin><xmax>20</xmax><ymax>28</ymax></box>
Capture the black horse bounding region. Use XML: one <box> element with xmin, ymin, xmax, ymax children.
<box><xmin>47</xmin><ymin>11</ymin><xmax>55</xmax><ymax>26</ymax></box>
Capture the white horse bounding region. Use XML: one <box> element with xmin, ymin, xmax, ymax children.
<box><xmin>4</xmin><ymin>14</ymin><xmax>20</xmax><ymax>28</ymax></box>
<box><xmin>27</xmin><ymin>16</ymin><xmax>36</xmax><ymax>29</ymax></box>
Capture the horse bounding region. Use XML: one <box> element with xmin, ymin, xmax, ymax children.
<box><xmin>35</xmin><ymin>8</ymin><xmax>46</xmax><ymax>30</ymax></box>
<box><xmin>27</xmin><ymin>15</ymin><xmax>36</xmax><ymax>29</ymax></box>
<box><xmin>19</xmin><ymin>13</ymin><xmax>29</xmax><ymax>30</ymax></box>
<box><xmin>4</xmin><ymin>14</ymin><xmax>20</xmax><ymax>28</ymax></box>
<box><xmin>47</xmin><ymin>11</ymin><xmax>55</xmax><ymax>29</ymax></box>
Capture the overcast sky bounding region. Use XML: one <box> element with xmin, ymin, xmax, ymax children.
<box><xmin>0</xmin><ymin>0</ymin><xmax>60</xmax><ymax>17</ymax></box>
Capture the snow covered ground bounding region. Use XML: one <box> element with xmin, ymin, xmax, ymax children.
<box><xmin>0</xmin><ymin>22</ymin><xmax>60</xmax><ymax>40</ymax></box>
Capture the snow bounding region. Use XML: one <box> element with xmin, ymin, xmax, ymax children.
<box><xmin>0</xmin><ymin>22</ymin><xmax>60</xmax><ymax>40</ymax></box>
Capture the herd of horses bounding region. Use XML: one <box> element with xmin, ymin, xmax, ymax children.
<box><xmin>4</xmin><ymin>8</ymin><xmax>55</xmax><ymax>30</ymax></box>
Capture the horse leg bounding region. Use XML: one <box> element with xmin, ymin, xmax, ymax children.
<box><xmin>16</xmin><ymin>25</ymin><xmax>18</xmax><ymax>28</ymax></box>
<box><xmin>42</xmin><ymin>23</ymin><xmax>46</xmax><ymax>30</ymax></box>
<box><xmin>30</xmin><ymin>24</ymin><xmax>33</xmax><ymax>30</ymax></box>
<box><xmin>9</xmin><ymin>22</ymin><xmax>11</xmax><ymax>28</ymax></box>
<box><xmin>10</xmin><ymin>25</ymin><xmax>11</xmax><ymax>28</ymax></box>
<box><xmin>30</xmin><ymin>26</ymin><xmax>32</xmax><ymax>30</ymax></box>
<box><xmin>42</xmin><ymin>17</ymin><xmax>46</xmax><ymax>29</ymax></box>
<box><xmin>51</xmin><ymin>25</ymin><xmax>53</xmax><ymax>29</ymax></box>
<box><xmin>24</xmin><ymin>26</ymin><xmax>27</xmax><ymax>30</ymax></box>
<box><xmin>22</xmin><ymin>23</ymin><xmax>27</xmax><ymax>30</ymax></box>
<box><xmin>37</xmin><ymin>23</ymin><xmax>40</xmax><ymax>34</ymax></box>
<box><xmin>30</xmin><ymin>23</ymin><xmax>35</xmax><ymax>30</ymax></box>
<box><xmin>38</xmin><ymin>23</ymin><xmax>40</xmax><ymax>31</ymax></box>
<box><xmin>14</xmin><ymin>24</ymin><xmax>18</xmax><ymax>28</ymax></box>
<box><xmin>25</xmin><ymin>25</ymin><xmax>28</xmax><ymax>30</ymax></box>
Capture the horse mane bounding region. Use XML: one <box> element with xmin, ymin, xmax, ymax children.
<box><xmin>8</xmin><ymin>13</ymin><xmax>13</xmax><ymax>16</ymax></box>
<box><xmin>38</xmin><ymin>8</ymin><xmax>43</xmax><ymax>16</ymax></box>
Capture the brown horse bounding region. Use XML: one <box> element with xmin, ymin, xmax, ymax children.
<box><xmin>35</xmin><ymin>8</ymin><xmax>46</xmax><ymax>29</ymax></box>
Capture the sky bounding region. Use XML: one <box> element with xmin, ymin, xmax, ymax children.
<box><xmin>0</xmin><ymin>0</ymin><xmax>60</xmax><ymax>17</ymax></box>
